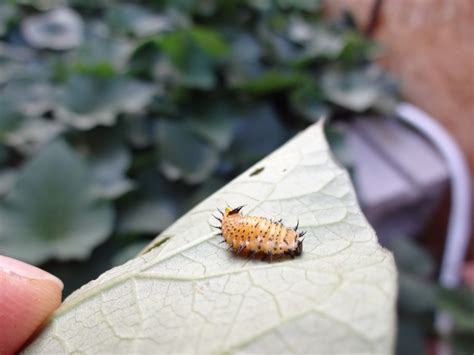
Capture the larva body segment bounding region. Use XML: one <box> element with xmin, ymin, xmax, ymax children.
<box><xmin>216</xmin><ymin>206</ymin><xmax>304</xmax><ymax>260</ymax></box>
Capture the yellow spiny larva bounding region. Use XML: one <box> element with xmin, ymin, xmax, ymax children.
<box><xmin>213</xmin><ymin>206</ymin><xmax>305</xmax><ymax>261</ymax></box>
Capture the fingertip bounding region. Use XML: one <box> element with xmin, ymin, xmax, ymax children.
<box><xmin>0</xmin><ymin>256</ymin><xmax>63</xmax><ymax>290</ymax></box>
<box><xmin>0</xmin><ymin>256</ymin><xmax>63</xmax><ymax>355</ymax></box>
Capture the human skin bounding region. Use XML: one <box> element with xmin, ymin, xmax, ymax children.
<box><xmin>0</xmin><ymin>255</ymin><xmax>63</xmax><ymax>355</ymax></box>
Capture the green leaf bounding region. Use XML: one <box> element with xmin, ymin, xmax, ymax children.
<box><xmin>0</xmin><ymin>79</ymin><xmax>56</xmax><ymax>120</ymax></box>
<box><xmin>111</xmin><ymin>241</ymin><xmax>149</xmax><ymax>267</ymax></box>
<box><xmin>388</xmin><ymin>237</ymin><xmax>434</xmax><ymax>277</ymax></box>
<box><xmin>339</xmin><ymin>31</ymin><xmax>378</xmax><ymax>64</ymax></box>
<box><xmin>187</xmin><ymin>107</ymin><xmax>234</xmax><ymax>150</ymax></box>
<box><xmin>290</xmin><ymin>23</ymin><xmax>344</xmax><ymax>60</ymax></box>
<box><xmin>0</xmin><ymin>144</ymin><xmax>9</xmax><ymax>166</ymax></box>
<box><xmin>57</xmin><ymin>74</ymin><xmax>154</xmax><ymax>129</ymax></box>
<box><xmin>183</xmin><ymin>176</ymin><xmax>227</xmax><ymax>211</ymax></box>
<box><xmin>106</xmin><ymin>4</ymin><xmax>171</xmax><ymax>37</ymax></box>
<box><xmin>20</xmin><ymin>7</ymin><xmax>83</xmax><ymax>50</ymax></box>
<box><xmin>117</xmin><ymin>172</ymin><xmax>182</xmax><ymax>235</ymax></box>
<box><xmin>235</xmin><ymin>70</ymin><xmax>306</xmax><ymax>94</ymax></box>
<box><xmin>225</xmin><ymin>33</ymin><xmax>263</xmax><ymax>86</ymax></box>
<box><xmin>0</xmin><ymin>4</ymin><xmax>18</xmax><ymax>37</ymax></box>
<box><xmin>156</xmin><ymin>120</ymin><xmax>219</xmax><ymax>184</ymax></box>
<box><xmin>0</xmin><ymin>140</ymin><xmax>114</xmax><ymax>263</ymax></box>
<box><xmin>395</xmin><ymin>316</ymin><xmax>425</xmax><ymax>355</ymax></box>
<box><xmin>75</xmin><ymin>129</ymin><xmax>134</xmax><ymax>200</ymax></box>
<box><xmin>322</xmin><ymin>67</ymin><xmax>383</xmax><ymax>112</ymax></box>
<box><xmin>277</xmin><ymin>0</ymin><xmax>321</xmax><ymax>11</ymax></box>
<box><xmin>438</xmin><ymin>287</ymin><xmax>474</xmax><ymax>332</ymax></box>
<box><xmin>290</xmin><ymin>83</ymin><xmax>330</xmax><ymax>122</ymax></box>
<box><xmin>0</xmin><ymin>80</ymin><xmax>63</xmax><ymax>152</ymax></box>
<box><xmin>398</xmin><ymin>272</ymin><xmax>436</xmax><ymax>314</ymax></box>
<box><xmin>156</xmin><ymin>28</ymin><xmax>229</xmax><ymax>61</ymax></box>
<box><xmin>155</xmin><ymin>28</ymin><xmax>229</xmax><ymax>89</ymax></box>
<box><xmin>0</xmin><ymin>168</ymin><xmax>16</xmax><ymax>197</ymax></box>
<box><xmin>0</xmin><ymin>45</ymin><xmax>28</xmax><ymax>85</ymax></box>
<box><xmin>41</xmin><ymin>237</ymin><xmax>123</xmax><ymax>297</ymax></box>
<box><xmin>118</xmin><ymin>198</ymin><xmax>176</xmax><ymax>235</ymax></box>
<box><xmin>3</xmin><ymin>117</ymin><xmax>64</xmax><ymax>155</ymax></box>
<box><xmin>26</xmin><ymin>122</ymin><xmax>397</xmax><ymax>353</ymax></box>
<box><xmin>226</xmin><ymin>105</ymin><xmax>288</xmax><ymax>167</ymax></box>
<box><xmin>73</xmin><ymin>33</ymin><xmax>133</xmax><ymax>73</ymax></box>
<box><xmin>190</xmin><ymin>27</ymin><xmax>230</xmax><ymax>58</ymax></box>
<box><xmin>15</xmin><ymin>0</ymin><xmax>64</xmax><ymax>11</ymax></box>
<box><xmin>165</xmin><ymin>45</ymin><xmax>215</xmax><ymax>89</ymax></box>
<box><xmin>451</xmin><ymin>332</ymin><xmax>474</xmax><ymax>355</ymax></box>
<box><xmin>0</xmin><ymin>97</ymin><xmax>25</xmax><ymax>138</ymax></box>
<box><xmin>122</xmin><ymin>113</ymin><xmax>157</xmax><ymax>149</ymax></box>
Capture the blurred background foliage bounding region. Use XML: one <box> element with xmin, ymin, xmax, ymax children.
<box><xmin>388</xmin><ymin>238</ymin><xmax>474</xmax><ymax>355</ymax></box>
<box><xmin>1</xmin><ymin>0</ymin><xmax>473</xmax><ymax>353</ymax></box>
<box><xmin>0</xmin><ymin>0</ymin><xmax>396</xmax><ymax>293</ymax></box>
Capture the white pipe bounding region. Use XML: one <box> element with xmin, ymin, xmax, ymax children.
<box><xmin>396</xmin><ymin>103</ymin><xmax>472</xmax><ymax>334</ymax></box>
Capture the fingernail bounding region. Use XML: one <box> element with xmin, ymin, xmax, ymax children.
<box><xmin>0</xmin><ymin>255</ymin><xmax>63</xmax><ymax>290</ymax></box>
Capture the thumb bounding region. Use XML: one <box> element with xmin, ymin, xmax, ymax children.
<box><xmin>0</xmin><ymin>256</ymin><xmax>63</xmax><ymax>355</ymax></box>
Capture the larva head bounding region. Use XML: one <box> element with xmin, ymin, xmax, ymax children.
<box><xmin>295</xmin><ymin>239</ymin><xmax>303</xmax><ymax>256</ymax></box>
<box><xmin>224</xmin><ymin>206</ymin><xmax>244</xmax><ymax>218</ymax></box>
<box><xmin>292</xmin><ymin>231</ymin><xmax>305</xmax><ymax>256</ymax></box>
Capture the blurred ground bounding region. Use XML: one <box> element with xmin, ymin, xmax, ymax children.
<box><xmin>324</xmin><ymin>0</ymin><xmax>474</xmax><ymax>260</ymax></box>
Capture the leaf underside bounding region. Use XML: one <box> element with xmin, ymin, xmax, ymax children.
<box><xmin>25</xmin><ymin>122</ymin><xmax>397</xmax><ymax>354</ymax></box>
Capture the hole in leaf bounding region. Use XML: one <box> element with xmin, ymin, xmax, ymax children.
<box><xmin>249</xmin><ymin>167</ymin><xmax>265</xmax><ymax>176</ymax></box>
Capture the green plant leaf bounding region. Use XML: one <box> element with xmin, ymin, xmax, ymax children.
<box><xmin>26</xmin><ymin>122</ymin><xmax>396</xmax><ymax>353</ymax></box>
<box><xmin>451</xmin><ymin>331</ymin><xmax>474</xmax><ymax>355</ymax></box>
<box><xmin>388</xmin><ymin>237</ymin><xmax>434</xmax><ymax>277</ymax></box>
<box><xmin>311</xmin><ymin>28</ymin><xmax>344</xmax><ymax>58</ymax></box>
<box><xmin>187</xmin><ymin>110</ymin><xmax>234</xmax><ymax>151</ymax></box>
<box><xmin>225</xmin><ymin>33</ymin><xmax>263</xmax><ymax>86</ymax></box>
<box><xmin>106</xmin><ymin>4</ymin><xmax>171</xmax><ymax>37</ymax></box>
<box><xmin>111</xmin><ymin>241</ymin><xmax>150</xmax><ymax>267</ymax></box>
<box><xmin>190</xmin><ymin>27</ymin><xmax>230</xmax><ymax>58</ymax></box>
<box><xmin>277</xmin><ymin>0</ymin><xmax>321</xmax><ymax>11</ymax></box>
<box><xmin>395</xmin><ymin>316</ymin><xmax>425</xmax><ymax>355</ymax></box>
<box><xmin>398</xmin><ymin>272</ymin><xmax>436</xmax><ymax>314</ymax></box>
<box><xmin>20</xmin><ymin>7</ymin><xmax>83</xmax><ymax>50</ymax></box>
<box><xmin>290</xmin><ymin>83</ymin><xmax>330</xmax><ymax>122</ymax></box>
<box><xmin>118</xmin><ymin>198</ymin><xmax>176</xmax><ymax>234</ymax></box>
<box><xmin>73</xmin><ymin>33</ymin><xmax>133</xmax><ymax>73</ymax></box>
<box><xmin>0</xmin><ymin>97</ymin><xmax>25</xmax><ymax>138</ymax></box>
<box><xmin>2</xmin><ymin>117</ymin><xmax>64</xmax><ymax>155</ymax></box>
<box><xmin>156</xmin><ymin>120</ymin><xmax>219</xmax><ymax>184</ymax></box>
<box><xmin>235</xmin><ymin>70</ymin><xmax>306</xmax><ymax>94</ymax></box>
<box><xmin>322</xmin><ymin>67</ymin><xmax>384</xmax><ymax>112</ymax></box>
<box><xmin>117</xmin><ymin>172</ymin><xmax>182</xmax><ymax>235</ymax></box>
<box><xmin>0</xmin><ymin>140</ymin><xmax>114</xmax><ymax>263</ymax></box>
<box><xmin>155</xmin><ymin>27</ymin><xmax>229</xmax><ymax>89</ymax></box>
<box><xmin>339</xmin><ymin>31</ymin><xmax>378</xmax><ymax>64</ymax></box>
<box><xmin>0</xmin><ymin>168</ymin><xmax>16</xmax><ymax>197</ymax></box>
<box><xmin>75</xmin><ymin>129</ymin><xmax>134</xmax><ymax>199</ymax></box>
<box><xmin>225</xmin><ymin>105</ymin><xmax>288</xmax><ymax>168</ymax></box>
<box><xmin>57</xmin><ymin>74</ymin><xmax>154</xmax><ymax>130</ymax></box>
<box><xmin>0</xmin><ymin>80</ymin><xmax>60</xmax><ymax>151</ymax></box>
<box><xmin>0</xmin><ymin>4</ymin><xmax>17</xmax><ymax>36</ymax></box>
<box><xmin>438</xmin><ymin>287</ymin><xmax>474</xmax><ymax>332</ymax></box>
